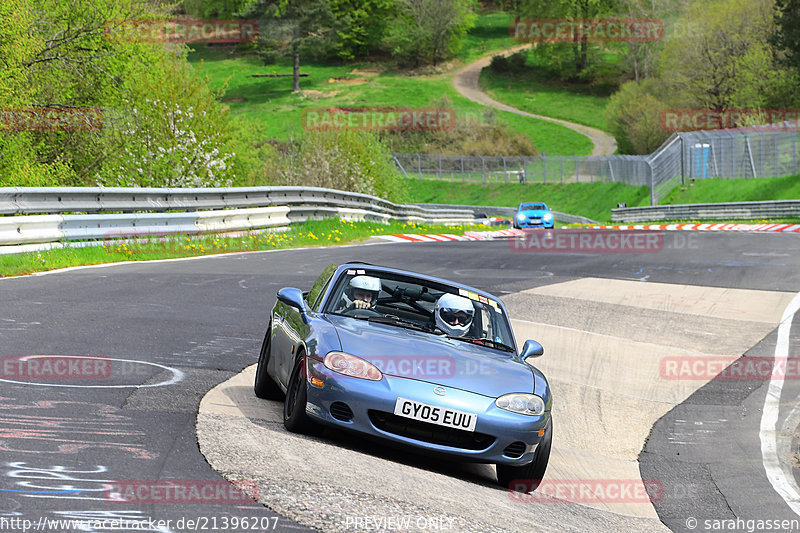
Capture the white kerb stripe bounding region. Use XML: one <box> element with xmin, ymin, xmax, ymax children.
<box><xmin>760</xmin><ymin>290</ymin><xmax>800</xmax><ymax>515</ymax></box>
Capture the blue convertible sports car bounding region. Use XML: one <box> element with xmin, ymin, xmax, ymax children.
<box><xmin>514</xmin><ymin>202</ymin><xmax>554</xmax><ymax>229</ymax></box>
<box><xmin>254</xmin><ymin>262</ymin><xmax>552</xmax><ymax>490</ymax></box>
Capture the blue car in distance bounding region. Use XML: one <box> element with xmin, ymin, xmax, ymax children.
<box><xmin>514</xmin><ymin>202</ymin><xmax>554</xmax><ymax>229</ymax></box>
<box><xmin>254</xmin><ymin>262</ymin><xmax>552</xmax><ymax>491</ymax></box>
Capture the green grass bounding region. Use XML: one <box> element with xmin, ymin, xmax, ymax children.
<box><xmin>456</xmin><ymin>11</ymin><xmax>518</xmax><ymax>63</ymax></box>
<box><xmin>0</xmin><ymin>219</ymin><xmax>499</xmax><ymax>278</ymax></box>
<box><xmin>660</xmin><ymin>175</ymin><xmax>800</xmax><ymax>205</ymax></box>
<box><xmin>478</xmin><ymin>56</ymin><xmax>614</xmax><ymax>132</ymax></box>
<box><xmin>186</xmin><ymin>11</ymin><xmax>593</xmax><ymax>156</ymax></box>
<box><xmin>405</xmin><ymin>180</ymin><xmax>651</xmax><ymax>222</ymax></box>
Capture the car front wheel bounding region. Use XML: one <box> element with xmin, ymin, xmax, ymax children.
<box><xmin>254</xmin><ymin>322</ymin><xmax>284</xmax><ymax>400</ymax></box>
<box><xmin>283</xmin><ymin>355</ymin><xmax>320</xmax><ymax>435</ymax></box>
<box><xmin>496</xmin><ymin>417</ymin><xmax>552</xmax><ymax>492</ymax></box>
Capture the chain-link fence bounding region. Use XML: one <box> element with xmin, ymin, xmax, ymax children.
<box><xmin>393</xmin><ymin>122</ymin><xmax>800</xmax><ymax>205</ymax></box>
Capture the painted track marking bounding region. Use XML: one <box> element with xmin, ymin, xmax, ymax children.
<box><xmin>760</xmin><ymin>291</ymin><xmax>800</xmax><ymax>514</ymax></box>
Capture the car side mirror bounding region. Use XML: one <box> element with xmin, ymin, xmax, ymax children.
<box><xmin>277</xmin><ymin>287</ymin><xmax>308</xmax><ymax>318</ymax></box>
<box><xmin>520</xmin><ymin>340</ymin><xmax>544</xmax><ymax>359</ymax></box>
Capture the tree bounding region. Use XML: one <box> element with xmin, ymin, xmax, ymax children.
<box><xmin>657</xmin><ymin>0</ymin><xmax>783</xmax><ymax>110</ymax></box>
<box><xmin>384</xmin><ymin>0</ymin><xmax>477</xmax><ymax>67</ymax></box>
<box><xmin>515</xmin><ymin>0</ymin><xmax>619</xmax><ymax>77</ymax></box>
<box><xmin>328</xmin><ymin>0</ymin><xmax>394</xmax><ymax>60</ymax></box>
<box><xmin>771</xmin><ymin>0</ymin><xmax>800</xmax><ymax>77</ymax></box>
<box><xmin>247</xmin><ymin>0</ymin><xmax>333</xmax><ymax>92</ymax></box>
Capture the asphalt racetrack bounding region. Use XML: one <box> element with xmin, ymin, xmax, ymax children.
<box><xmin>2</xmin><ymin>230</ymin><xmax>800</xmax><ymax>533</ymax></box>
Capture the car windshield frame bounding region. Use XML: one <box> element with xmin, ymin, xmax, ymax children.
<box><xmin>520</xmin><ymin>203</ymin><xmax>548</xmax><ymax>211</ymax></box>
<box><xmin>322</xmin><ymin>268</ymin><xmax>516</xmax><ymax>351</ymax></box>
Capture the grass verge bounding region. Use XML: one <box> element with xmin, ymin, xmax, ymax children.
<box><xmin>661</xmin><ymin>175</ymin><xmax>800</xmax><ymax>204</ymax></box>
<box><xmin>0</xmin><ymin>219</ymin><xmax>497</xmax><ymax>278</ymax></box>
<box><xmin>405</xmin><ymin>180</ymin><xmax>651</xmax><ymax>222</ymax></box>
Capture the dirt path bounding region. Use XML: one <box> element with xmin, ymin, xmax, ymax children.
<box><xmin>452</xmin><ymin>46</ymin><xmax>617</xmax><ymax>156</ymax></box>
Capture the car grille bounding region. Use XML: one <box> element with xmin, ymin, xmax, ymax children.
<box><xmin>330</xmin><ymin>402</ymin><xmax>354</xmax><ymax>421</ymax></box>
<box><xmin>503</xmin><ymin>441</ymin><xmax>527</xmax><ymax>458</ymax></box>
<box><xmin>368</xmin><ymin>410</ymin><xmax>495</xmax><ymax>451</ymax></box>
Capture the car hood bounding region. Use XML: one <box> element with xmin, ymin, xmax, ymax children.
<box><xmin>326</xmin><ymin>315</ymin><xmax>535</xmax><ymax>398</ymax></box>
<box><xmin>519</xmin><ymin>209</ymin><xmax>550</xmax><ymax>216</ymax></box>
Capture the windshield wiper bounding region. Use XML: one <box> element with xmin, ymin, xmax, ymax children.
<box><xmin>444</xmin><ymin>335</ymin><xmax>516</xmax><ymax>353</ymax></box>
<box><xmin>367</xmin><ymin>315</ymin><xmax>434</xmax><ymax>333</ymax></box>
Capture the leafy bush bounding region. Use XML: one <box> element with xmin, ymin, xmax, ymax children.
<box><xmin>605</xmin><ymin>79</ymin><xmax>669</xmax><ymax>155</ymax></box>
<box><xmin>269</xmin><ymin>130</ymin><xmax>408</xmax><ymax>202</ymax></box>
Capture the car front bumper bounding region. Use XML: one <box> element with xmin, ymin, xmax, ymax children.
<box><xmin>517</xmin><ymin>217</ymin><xmax>554</xmax><ymax>228</ymax></box>
<box><xmin>304</xmin><ymin>358</ymin><xmax>549</xmax><ymax>466</ymax></box>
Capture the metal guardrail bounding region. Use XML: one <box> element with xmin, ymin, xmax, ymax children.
<box><xmin>415</xmin><ymin>203</ymin><xmax>599</xmax><ymax>225</ymax></box>
<box><xmin>0</xmin><ymin>187</ymin><xmax>477</xmax><ymax>249</ymax></box>
<box><xmin>611</xmin><ymin>200</ymin><xmax>800</xmax><ymax>223</ymax></box>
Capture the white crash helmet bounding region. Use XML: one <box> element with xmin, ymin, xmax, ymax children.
<box><xmin>346</xmin><ymin>275</ymin><xmax>381</xmax><ymax>308</ymax></box>
<box><xmin>435</xmin><ymin>293</ymin><xmax>475</xmax><ymax>337</ymax></box>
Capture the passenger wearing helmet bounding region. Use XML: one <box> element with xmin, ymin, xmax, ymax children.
<box><xmin>435</xmin><ymin>293</ymin><xmax>475</xmax><ymax>337</ymax></box>
<box><xmin>338</xmin><ymin>275</ymin><xmax>382</xmax><ymax>312</ymax></box>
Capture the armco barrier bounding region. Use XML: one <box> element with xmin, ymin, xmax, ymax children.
<box><xmin>415</xmin><ymin>203</ymin><xmax>598</xmax><ymax>225</ymax></box>
<box><xmin>611</xmin><ymin>200</ymin><xmax>800</xmax><ymax>223</ymax></box>
<box><xmin>0</xmin><ymin>187</ymin><xmax>476</xmax><ymax>249</ymax></box>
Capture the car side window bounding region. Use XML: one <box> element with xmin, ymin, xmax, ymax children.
<box><xmin>308</xmin><ymin>264</ymin><xmax>337</xmax><ymax>312</ymax></box>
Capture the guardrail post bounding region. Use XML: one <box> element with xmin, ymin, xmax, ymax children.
<box><xmin>417</xmin><ymin>153</ymin><xmax>422</xmax><ymax>179</ymax></box>
<box><xmin>793</xmin><ymin>131</ymin><xmax>798</xmax><ymax>175</ymax></box>
<box><xmin>460</xmin><ymin>155</ymin><xmax>465</xmax><ymax>182</ymax></box>
<box><xmin>559</xmin><ymin>157</ymin><xmax>563</xmax><ymax>184</ymax></box>
<box><xmin>648</xmin><ymin>161</ymin><xmax>656</xmax><ymax>205</ymax></box>
<box><xmin>438</xmin><ymin>154</ymin><xmax>442</xmax><ymax>179</ymax></box>
<box><xmin>480</xmin><ymin>156</ymin><xmax>486</xmax><ymax>184</ymax></box>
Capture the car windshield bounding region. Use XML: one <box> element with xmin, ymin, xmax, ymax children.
<box><xmin>520</xmin><ymin>203</ymin><xmax>547</xmax><ymax>210</ymax></box>
<box><xmin>323</xmin><ymin>268</ymin><xmax>515</xmax><ymax>350</ymax></box>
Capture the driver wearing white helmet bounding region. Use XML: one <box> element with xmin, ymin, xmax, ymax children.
<box><xmin>435</xmin><ymin>293</ymin><xmax>475</xmax><ymax>337</ymax></box>
<box><xmin>338</xmin><ymin>275</ymin><xmax>382</xmax><ymax>311</ymax></box>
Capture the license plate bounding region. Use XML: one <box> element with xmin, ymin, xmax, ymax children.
<box><xmin>393</xmin><ymin>397</ymin><xmax>477</xmax><ymax>432</ymax></box>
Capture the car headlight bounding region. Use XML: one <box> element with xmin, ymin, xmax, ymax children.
<box><xmin>543</xmin><ymin>213</ymin><xmax>553</xmax><ymax>221</ymax></box>
<box><xmin>324</xmin><ymin>351</ymin><xmax>382</xmax><ymax>381</ymax></box>
<box><xmin>495</xmin><ymin>393</ymin><xmax>545</xmax><ymax>416</ymax></box>
<box><xmin>517</xmin><ymin>213</ymin><xmax>526</xmax><ymax>221</ymax></box>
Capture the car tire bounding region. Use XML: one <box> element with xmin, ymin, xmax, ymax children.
<box><xmin>283</xmin><ymin>354</ymin><xmax>320</xmax><ymax>435</ymax></box>
<box><xmin>496</xmin><ymin>417</ymin><xmax>552</xmax><ymax>492</ymax></box>
<box><xmin>254</xmin><ymin>323</ymin><xmax>284</xmax><ymax>400</ymax></box>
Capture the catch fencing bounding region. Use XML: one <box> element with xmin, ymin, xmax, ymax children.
<box><xmin>392</xmin><ymin>122</ymin><xmax>800</xmax><ymax>205</ymax></box>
